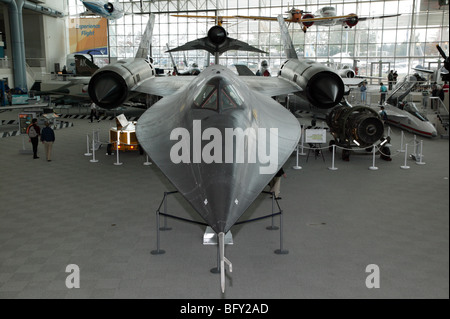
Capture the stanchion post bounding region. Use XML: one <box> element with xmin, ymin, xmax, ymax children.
<box><xmin>299</xmin><ymin>126</ymin><xmax>306</xmax><ymax>156</ymax></box>
<box><xmin>151</xmin><ymin>209</ymin><xmax>165</xmax><ymax>255</ymax></box>
<box><xmin>89</xmin><ymin>132</ymin><xmax>98</xmax><ymax>163</ymax></box>
<box><xmin>412</xmin><ymin>135</ymin><xmax>417</xmax><ymax>158</ymax></box>
<box><xmin>386</xmin><ymin>126</ymin><xmax>392</xmax><ymax>147</ymax></box>
<box><xmin>398</xmin><ymin>131</ymin><xmax>405</xmax><ymax>153</ymax></box>
<box><xmin>84</xmin><ymin>134</ymin><xmax>92</xmax><ymax>156</ymax></box>
<box><xmin>274</xmin><ymin>211</ymin><xmax>288</xmax><ymax>255</ymax></box>
<box><xmin>292</xmin><ymin>144</ymin><xmax>302</xmax><ymax>170</ymax></box>
<box><xmin>114</xmin><ymin>131</ymin><xmax>123</xmax><ymax>166</ymax></box>
<box><xmin>143</xmin><ymin>153</ymin><xmax>152</xmax><ymax>166</ymax></box>
<box><xmin>266</xmin><ymin>192</ymin><xmax>279</xmax><ymax>230</ymax></box>
<box><xmin>369</xmin><ymin>145</ymin><xmax>378</xmax><ymax>170</ymax></box>
<box><xmin>328</xmin><ymin>144</ymin><xmax>338</xmax><ymax>171</ymax></box>
<box><xmin>160</xmin><ymin>192</ymin><xmax>172</xmax><ymax>231</ymax></box>
<box><xmin>416</xmin><ymin>140</ymin><xmax>426</xmax><ymax>165</ymax></box>
<box><xmin>401</xmin><ymin>143</ymin><xmax>410</xmax><ymax>169</ymax></box>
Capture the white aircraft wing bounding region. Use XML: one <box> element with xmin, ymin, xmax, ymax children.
<box><xmin>412</xmin><ymin>67</ymin><xmax>434</xmax><ymax>74</ymax></box>
<box><xmin>0</xmin><ymin>104</ymin><xmax>49</xmax><ymax>112</ymax></box>
<box><xmin>133</xmin><ymin>74</ymin><xmax>302</xmax><ymax>98</ymax></box>
<box><xmin>240</xmin><ymin>76</ymin><xmax>303</xmax><ymax>96</ymax></box>
<box><xmin>342</xmin><ymin>78</ymin><xmax>365</xmax><ymax>86</ymax></box>
<box><xmin>357</xmin><ymin>14</ymin><xmax>401</xmax><ymax>22</ymax></box>
<box><xmin>323</xmin><ymin>13</ymin><xmax>401</xmax><ymax>26</ymax></box>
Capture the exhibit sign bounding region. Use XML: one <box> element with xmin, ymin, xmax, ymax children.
<box><xmin>305</xmin><ymin>129</ymin><xmax>327</xmax><ymax>144</ymax></box>
<box><xmin>19</xmin><ymin>113</ymin><xmax>36</xmax><ymax>135</ymax></box>
<box><xmin>69</xmin><ymin>17</ymin><xmax>108</xmax><ymax>55</ymax></box>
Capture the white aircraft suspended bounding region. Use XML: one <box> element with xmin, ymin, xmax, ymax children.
<box><xmin>79</xmin><ymin>0</ymin><xmax>124</xmax><ymax>20</ymax></box>
<box><xmin>236</xmin><ymin>6</ymin><xmax>400</xmax><ymax>33</ymax></box>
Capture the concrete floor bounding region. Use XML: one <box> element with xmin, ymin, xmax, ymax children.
<box><xmin>0</xmin><ymin>106</ymin><xmax>448</xmax><ymax>299</ymax></box>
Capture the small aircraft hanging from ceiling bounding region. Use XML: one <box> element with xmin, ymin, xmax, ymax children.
<box><xmin>236</xmin><ymin>6</ymin><xmax>401</xmax><ymax>33</ymax></box>
<box><xmin>79</xmin><ymin>0</ymin><xmax>124</xmax><ymax>20</ymax></box>
<box><xmin>171</xmin><ymin>14</ymin><xmax>236</xmax><ymax>27</ymax></box>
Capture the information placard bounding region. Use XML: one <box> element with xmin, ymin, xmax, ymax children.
<box><xmin>305</xmin><ymin>129</ymin><xmax>327</xmax><ymax>144</ymax></box>
<box><xmin>19</xmin><ymin>112</ymin><xmax>36</xmax><ymax>135</ymax></box>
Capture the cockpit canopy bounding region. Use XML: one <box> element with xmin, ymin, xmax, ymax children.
<box><xmin>403</xmin><ymin>102</ymin><xmax>428</xmax><ymax>121</ymax></box>
<box><xmin>193</xmin><ymin>76</ymin><xmax>244</xmax><ymax>112</ymax></box>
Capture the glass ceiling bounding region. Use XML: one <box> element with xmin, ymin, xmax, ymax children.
<box><xmin>67</xmin><ymin>0</ymin><xmax>449</xmax><ymax>79</ymax></box>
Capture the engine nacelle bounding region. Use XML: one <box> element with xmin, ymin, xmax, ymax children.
<box><xmin>88</xmin><ymin>58</ymin><xmax>155</xmax><ymax>109</ymax></box>
<box><xmin>327</xmin><ymin>105</ymin><xmax>384</xmax><ymax>147</ymax></box>
<box><xmin>104</xmin><ymin>3</ymin><xmax>114</xmax><ymax>13</ymax></box>
<box><xmin>344</xmin><ymin>14</ymin><xmax>359</xmax><ymax>28</ymax></box>
<box><xmin>301</xmin><ymin>13</ymin><xmax>315</xmax><ymax>29</ymax></box>
<box><xmin>279</xmin><ymin>59</ymin><xmax>345</xmax><ymax>109</ymax></box>
<box><xmin>338</xmin><ymin>68</ymin><xmax>356</xmax><ymax>78</ymax></box>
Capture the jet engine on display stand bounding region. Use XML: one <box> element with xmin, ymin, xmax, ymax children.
<box><xmin>327</xmin><ymin>105</ymin><xmax>390</xmax><ymax>161</ymax></box>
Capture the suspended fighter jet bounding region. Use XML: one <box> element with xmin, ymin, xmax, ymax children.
<box><xmin>79</xmin><ymin>0</ymin><xmax>124</xmax><ymax>20</ymax></box>
<box><xmin>88</xmin><ymin>25</ymin><xmax>302</xmax><ymax>293</ymax></box>
<box><xmin>236</xmin><ymin>6</ymin><xmax>400</xmax><ymax>33</ymax></box>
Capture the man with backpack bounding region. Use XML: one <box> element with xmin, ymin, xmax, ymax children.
<box><xmin>27</xmin><ymin>118</ymin><xmax>41</xmax><ymax>159</ymax></box>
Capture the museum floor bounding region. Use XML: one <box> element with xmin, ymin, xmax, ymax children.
<box><xmin>0</xmin><ymin>106</ymin><xmax>448</xmax><ymax>299</ymax></box>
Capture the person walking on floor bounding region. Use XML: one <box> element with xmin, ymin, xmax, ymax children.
<box><xmin>360</xmin><ymin>81</ymin><xmax>367</xmax><ymax>104</ymax></box>
<box><xmin>41</xmin><ymin>122</ymin><xmax>55</xmax><ymax>162</ymax></box>
<box><xmin>379</xmin><ymin>82</ymin><xmax>388</xmax><ymax>105</ymax></box>
<box><xmin>269</xmin><ymin>168</ymin><xmax>286</xmax><ymax>200</ymax></box>
<box><xmin>89</xmin><ymin>101</ymin><xmax>100</xmax><ymax>123</ymax></box>
<box><xmin>27</xmin><ymin>118</ymin><xmax>41</xmax><ymax>159</ymax></box>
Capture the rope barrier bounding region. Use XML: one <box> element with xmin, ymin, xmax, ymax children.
<box><xmin>290</xmin><ymin>130</ymin><xmax>428</xmax><ymax>171</ymax></box>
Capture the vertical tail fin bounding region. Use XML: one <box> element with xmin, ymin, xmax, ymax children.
<box><xmin>277</xmin><ymin>15</ymin><xmax>298</xmax><ymax>60</ymax></box>
<box><xmin>135</xmin><ymin>14</ymin><xmax>155</xmax><ymax>59</ymax></box>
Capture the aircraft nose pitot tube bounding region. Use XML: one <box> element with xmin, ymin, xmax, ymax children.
<box><xmin>88</xmin><ymin>59</ymin><xmax>155</xmax><ymax>109</ymax></box>
<box><xmin>327</xmin><ymin>105</ymin><xmax>385</xmax><ymax>147</ymax></box>
<box><xmin>279</xmin><ymin>59</ymin><xmax>345</xmax><ymax>109</ymax></box>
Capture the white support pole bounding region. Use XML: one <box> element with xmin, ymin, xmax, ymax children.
<box><xmin>398</xmin><ymin>131</ymin><xmax>405</xmax><ymax>152</ymax></box>
<box><xmin>328</xmin><ymin>144</ymin><xmax>338</xmax><ymax>171</ymax></box>
<box><xmin>114</xmin><ymin>132</ymin><xmax>123</xmax><ymax>166</ymax></box>
<box><xmin>299</xmin><ymin>126</ymin><xmax>306</xmax><ymax>155</ymax></box>
<box><xmin>412</xmin><ymin>135</ymin><xmax>417</xmax><ymax>158</ymax></box>
<box><xmin>292</xmin><ymin>144</ymin><xmax>302</xmax><ymax>170</ymax></box>
<box><xmin>416</xmin><ymin>140</ymin><xmax>426</xmax><ymax>165</ymax></box>
<box><xmin>369</xmin><ymin>145</ymin><xmax>378</xmax><ymax>170</ymax></box>
<box><xmin>84</xmin><ymin>134</ymin><xmax>92</xmax><ymax>156</ymax></box>
<box><xmin>400</xmin><ymin>144</ymin><xmax>410</xmax><ymax>169</ymax></box>
<box><xmin>143</xmin><ymin>153</ymin><xmax>152</xmax><ymax>166</ymax></box>
<box><xmin>386</xmin><ymin>126</ymin><xmax>392</xmax><ymax>147</ymax></box>
<box><xmin>89</xmin><ymin>133</ymin><xmax>98</xmax><ymax>163</ymax></box>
